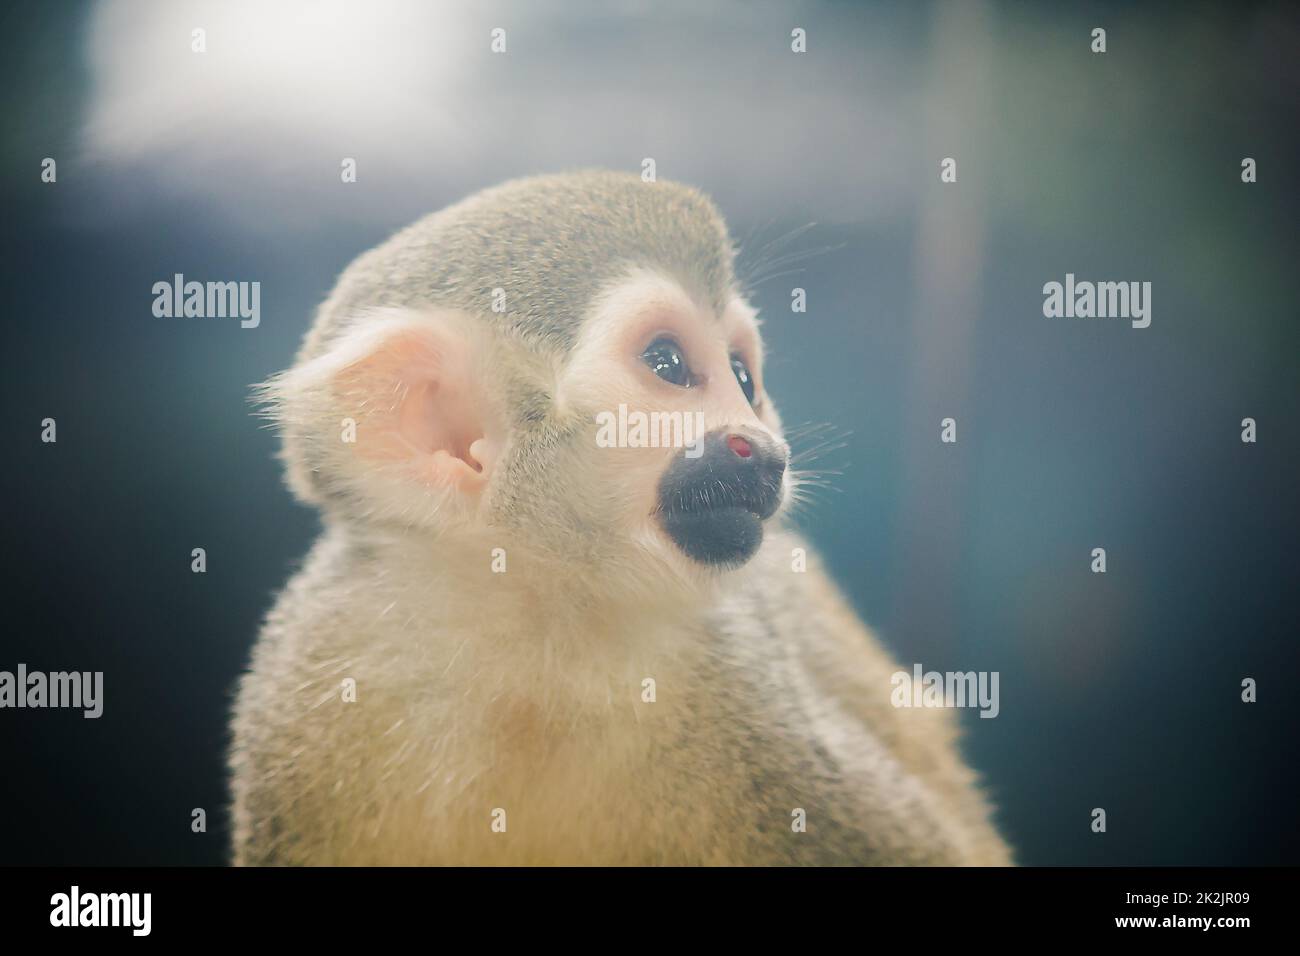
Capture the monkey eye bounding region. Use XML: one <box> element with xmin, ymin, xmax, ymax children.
<box><xmin>641</xmin><ymin>337</ymin><xmax>692</xmax><ymax>387</ymax></box>
<box><xmin>730</xmin><ymin>355</ymin><xmax>756</xmax><ymax>406</ymax></box>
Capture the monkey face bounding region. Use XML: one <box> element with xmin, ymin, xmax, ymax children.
<box><xmin>557</xmin><ymin>270</ymin><xmax>791</xmax><ymax>573</ymax></box>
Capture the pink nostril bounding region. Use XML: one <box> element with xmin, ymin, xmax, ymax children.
<box><xmin>726</xmin><ymin>434</ymin><xmax>753</xmax><ymax>459</ymax></box>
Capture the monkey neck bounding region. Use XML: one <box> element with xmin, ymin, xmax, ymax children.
<box><xmin>337</xmin><ymin>522</ymin><xmax>721</xmax><ymax>654</ymax></box>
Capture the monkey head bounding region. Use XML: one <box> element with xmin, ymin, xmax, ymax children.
<box><xmin>262</xmin><ymin>171</ymin><xmax>791</xmax><ymax>596</ymax></box>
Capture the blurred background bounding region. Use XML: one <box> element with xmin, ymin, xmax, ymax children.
<box><xmin>1</xmin><ymin>0</ymin><xmax>1297</xmax><ymax>865</ymax></box>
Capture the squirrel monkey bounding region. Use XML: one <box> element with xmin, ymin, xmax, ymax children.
<box><xmin>229</xmin><ymin>170</ymin><xmax>1011</xmax><ymax>865</ymax></box>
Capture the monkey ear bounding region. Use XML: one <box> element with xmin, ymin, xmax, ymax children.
<box><xmin>267</xmin><ymin>309</ymin><xmax>503</xmax><ymax>506</ymax></box>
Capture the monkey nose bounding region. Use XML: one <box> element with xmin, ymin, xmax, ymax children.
<box><xmin>724</xmin><ymin>428</ymin><xmax>788</xmax><ymax>489</ymax></box>
<box><xmin>698</xmin><ymin>427</ymin><xmax>788</xmax><ymax>518</ymax></box>
<box><xmin>726</xmin><ymin>434</ymin><xmax>753</xmax><ymax>459</ymax></box>
<box><xmin>654</xmin><ymin>428</ymin><xmax>788</xmax><ymax>567</ymax></box>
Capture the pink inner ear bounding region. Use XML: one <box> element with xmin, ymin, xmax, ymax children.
<box><xmin>337</xmin><ymin>324</ymin><xmax>491</xmax><ymax>492</ymax></box>
<box><xmin>400</xmin><ymin>380</ymin><xmax>486</xmax><ymax>483</ymax></box>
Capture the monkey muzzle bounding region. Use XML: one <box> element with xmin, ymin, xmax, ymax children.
<box><xmin>654</xmin><ymin>428</ymin><xmax>788</xmax><ymax>568</ymax></box>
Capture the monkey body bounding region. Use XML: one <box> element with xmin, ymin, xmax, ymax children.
<box><xmin>229</xmin><ymin>170</ymin><xmax>1010</xmax><ymax>866</ymax></box>
<box><xmin>231</xmin><ymin>525</ymin><xmax>1007</xmax><ymax>865</ymax></box>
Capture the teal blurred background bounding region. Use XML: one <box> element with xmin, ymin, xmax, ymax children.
<box><xmin>2</xmin><ymin>0</ymin><xmax>1296</xmax><ymax>864</ymax></box>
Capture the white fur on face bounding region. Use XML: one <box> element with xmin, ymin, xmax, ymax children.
<box><xmin>554</xmin><ymin>268</ymin><xmax>787</xmax><ymax>568</ymax></box>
